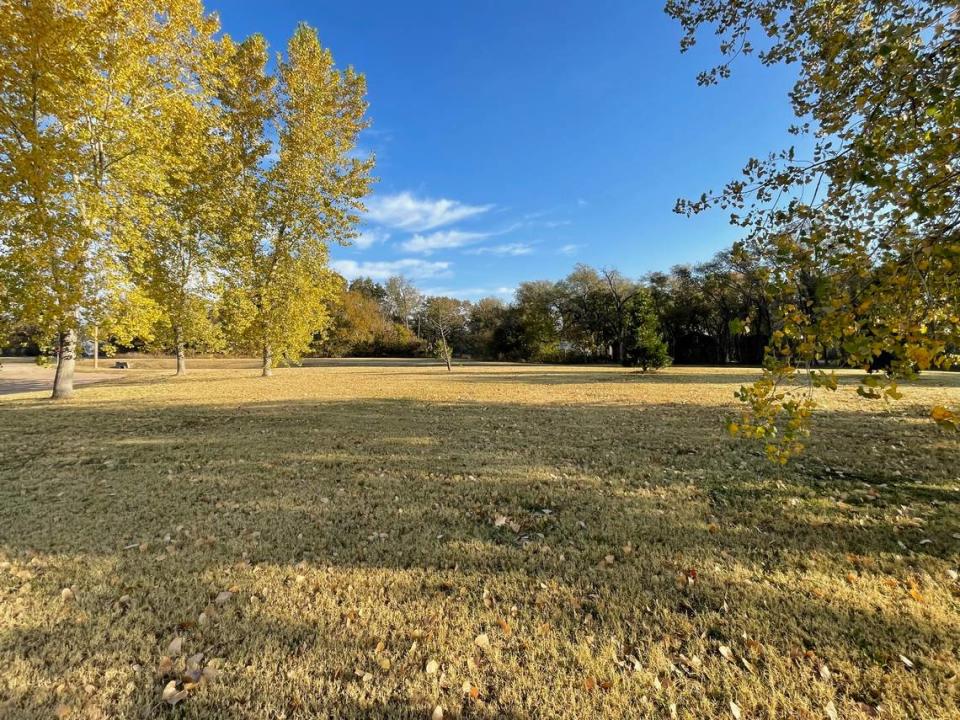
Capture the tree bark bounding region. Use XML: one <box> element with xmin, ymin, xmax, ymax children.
<box><xmin>262</xmin><ymin>343</ymin><xmax>273</xmax><ymax>377</ymax></box>
<box><xmin>52</xmin><ymin>329</ymin><xmax>77</xmax><ymax>400</ymax></box>
<box><xmin>174</xmin><ymin>326</ymin><xmax>186</xmax><ymax>376</ymax></box>
<box><xmin>93</xmin><ymin>325</ymin><xmax>99</xmax><ymax>369</ymax></box>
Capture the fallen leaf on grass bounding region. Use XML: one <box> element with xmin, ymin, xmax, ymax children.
<box><xmin>730</xmin><ymin>700</ymin><xmax>742</xmax><ymax>719</ymax></box>
<box><xmin>719</xmin><ymin>645</ymin><xmax>734</xmax><ymax>662</ymax></box>
<box><xmin>825</xmin><ymin>701</ymin><xmax>838</xmax><ymax>720</ymax></box>
<box><xmin>432</xmin><ymin>705</ymin><xmax>443</xmax><ymax>720</ymax></box>
<box><xmin>167</xmin><ymin>637</ymin><xmax>183</xmax><ymax>656</ymax></box>
<box><xmin>162</xmin><ymin>680</ymin><xmax>188</xmax><ymax>706</ymax></box>
<box><xmin>819</xmin><ymin>664</ymin><xmax>831</xmax><ymax>681</ymax></box>
<box><xmin>425</xmin><ymin>659</ymin><xmax>440</xmax><ymax>674</ymax></box>
<box><xmin>215</xmin><ymin>590</ymin><xmax>233</xmax><ymax>605</ymax></box>
<box><xmin>899</xmin><ymin>654</ymin><xmax>914</xmax><ymax>669</ymax></box>
<box><xmin>474</xmin><ymin>633</ymin><xmax>490</xmax><ymax>650</ymax></box>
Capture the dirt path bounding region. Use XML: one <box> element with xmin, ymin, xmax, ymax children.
<box><xmin>0</xmin><ymin>361</ymin><xmax>120</xmax><ymax>396</ymax></box>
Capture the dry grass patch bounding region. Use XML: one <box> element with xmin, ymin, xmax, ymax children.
<box><xmin>1</xmin><ymin>361</ymin><xmax>958</xmax><ymax>718</ymax></box>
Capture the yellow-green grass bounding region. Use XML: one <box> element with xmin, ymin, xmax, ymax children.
<box><xmin>1</xmin><ymin>362</ymin><xmax>958</xmax><ymax>719</ymax></box>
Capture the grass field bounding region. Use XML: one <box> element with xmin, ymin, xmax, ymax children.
<box><xmin>1</xmin><ymin>361</ymin><xmax>958</xmax><ymax>719</ymax></box>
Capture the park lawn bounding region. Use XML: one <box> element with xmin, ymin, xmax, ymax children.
<box><xmin>0</xmin><ymin>361</ymin><xmax>958</xmax><ymax>719</ymax></box>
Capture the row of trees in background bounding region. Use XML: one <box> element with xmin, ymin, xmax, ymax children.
<box><xmin>0</xmin><ymin>1</ymin><xmax>371</xmax><ymax>397</ymax></box>
<box><xmin>317</xmin><ymin>253</ymin><xmax>777</xmax><ymax>371</ymax></box>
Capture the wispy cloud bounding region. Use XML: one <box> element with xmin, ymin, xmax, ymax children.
<box><xmin>558</xmin><ymin>243</ymin><xmax>581</xmax><ymax>256</ymax></box>
<box><xmin>401</xmin><ymin>230</ymin><xmax>488</xmax><ymax>254</ymax></box>
<box><xmin>366</xmin><ymin>192</ymin><xmax>492</xmax><ymax>232</ymax></box>
<box><xmin>350</xmin><ymin>228</ymin><xmax>390</xmax><ymax>250</ymax></box>
<box><xmin>331</xmin><ymin>258</ymin><xmax>451</xmax><ymax>281</ymax></box>
<box><xmin>466</xmin><ymin>242</ymin><xmax>534</xmax><ymax>256</ymax></box>
<box><xmin>420</xmin><ymin>286</ymin><xmax>516</xmax><ymax>301</ymax></box>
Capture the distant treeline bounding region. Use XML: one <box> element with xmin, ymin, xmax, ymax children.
<box><xmin>321</xmin><ymin>249</ymin><xmax>769</xmax><ymax>366</ymax></box>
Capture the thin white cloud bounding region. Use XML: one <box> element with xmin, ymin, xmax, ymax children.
<box><xmin>420</xmin><ymin>286</ymin><xmax>516</xmax><ymax>301</ymax></box>
<box><xmin>351</xmin><ymin>228</ymin><xmax>390</xmax><ymax>250</ymax></box>
<box><xmin>366</xmin><ymin>192</ymin><xmax>492</xmax><ymax>231</ymax></box>
<box><xmin>558</xmin><ymin>243</ymin><xmax>581</xmax><ymax>256</ymax></box>
<box><xmin>401</xmin><ymin>230</ymin><xmax>488</xmax><ymax>254</ymax></box>
<box><xmin>466</xmin><ymin>243</ymin><xmax>534</xmax><ymax>256</ymax></box>
<box><xmin>332</xmin><ymin>258</ymin><xmax>451</xmax><ymax>281</ymax></box>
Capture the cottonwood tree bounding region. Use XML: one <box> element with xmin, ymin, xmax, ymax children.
<box><xmin>0</xmin><ymin>0</ymin><xmax>215</xmax><ymax>397</ymax></box>
<box><xmin>216</xmin><ymin>28</ymin><xmax>373</xmax><ymax>376</ymax></box>
<box><xmin>119</xmin><ymin>17</ymin><xmax>223</xmax><ymax>375</ymax></box>
<box><xmin>667</xmin><ymin>0</ymin><xmax>960</xmax><ymax>460</ymax></box>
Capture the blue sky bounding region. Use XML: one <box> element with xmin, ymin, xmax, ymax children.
<box><xmin>212</xmin><ymin>1</ymin><xmax>802</xmax><ymax>300</ymax></box>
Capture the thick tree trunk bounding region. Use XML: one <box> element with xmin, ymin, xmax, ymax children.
<box><xmin>444</xmin><ymin>352</ymin><xmax>451</xmax><ymax>372</ymax></box>
<box><xmin>262</xmin><ymin>343</ymin><xmax>273</xmax><ymax>377</ymax></box>
<box><xmin>93</xmin><ymin>325</ymin><xmax>99</xmax><ymax>369</ymax></box>
<box><xmin>52</xmin><ymin>329</ymin><xmax>77</xmax><ymax>400</ymax></box>
<box><xmin>174</xmin><ymin>326</ymin><xmax>186</xmax><ymax>376</ymax></box>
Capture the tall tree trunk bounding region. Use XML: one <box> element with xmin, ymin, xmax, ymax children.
<box><xmin>262</xmin><ymin>343</ymin><xmax>273</xmax><ymax>377</ymax></box>
<box><xmin>93</xmin><ymin>325</ymin><xmax>99</xmax><ymax>369</ymax></box>
<box><xmin>52</xmin><ymin>329</ymin><xmax>77</xmax><ymax>400</ymax></box>
<box><xmin>174</xmin><ymin>326</ymin><xmax>186</xmax><ymax>376</ymax></box>
<box><xmin>444</xmin><ymin>350</ymin><xmax>451</xmax><ymax>372</ymax></box>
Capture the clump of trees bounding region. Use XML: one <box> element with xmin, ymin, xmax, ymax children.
<box><xmin>314</xmin><ymin>264</ymin><xmax>674</xmax><ymax>370</ymax></box>
<box><xmin>0</xmin><ymin>1</ymin><xmax>371</xmax><ymax>396</ymax></box>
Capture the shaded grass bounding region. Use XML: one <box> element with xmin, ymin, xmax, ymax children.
<box><xmin>0</xmin><ymin>363</ymin><xmax>958</xmax><ymax>719</ymax></box>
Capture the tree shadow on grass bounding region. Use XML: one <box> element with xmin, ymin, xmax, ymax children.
<box><xmin>0</xmin><ymin>394</ymin><xmax>958</xmax><ymax>718</ymax></box>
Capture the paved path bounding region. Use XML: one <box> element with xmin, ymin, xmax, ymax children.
<box><xmin>0</xmin><ymin>362</ymin><xmax>119</xmax><ymax>396</ymax></box>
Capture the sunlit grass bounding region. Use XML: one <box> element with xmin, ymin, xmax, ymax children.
<box><xmin>1</xmin><ymin>362</ymin><xmax>958</xmax><ymax>718</ymax></box>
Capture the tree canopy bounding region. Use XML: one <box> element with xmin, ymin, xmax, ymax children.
<box><xmin>666</xmin><ymin>0</ymin><xmax>960</xmax><ymax>459</ymax></box>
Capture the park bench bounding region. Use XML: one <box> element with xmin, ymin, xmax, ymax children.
<box><xmin>113</xmin><ymin>361</ymin><xmax>130</xmax><ymax>369</ymax></box>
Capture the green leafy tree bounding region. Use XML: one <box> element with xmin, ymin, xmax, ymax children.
<box><xmin>623</xmin><ymin>290</ymin><xmax>671</xmax><ymax>371</ymax></box>
<box><xmin>667</xmin><ymin>0</ymin><xmax>960</xmax><ymax>458</ymax></box>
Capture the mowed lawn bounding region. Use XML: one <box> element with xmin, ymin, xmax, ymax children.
<box><xmin>1</xmin><ymin>361</ymin><xmax>958</xmax><ymax>719</ymax></box>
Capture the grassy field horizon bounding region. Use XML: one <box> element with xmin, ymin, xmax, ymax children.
<box><xmin>1</xmin><ymin>362</ymin><xmax>958</xmax><ymax>718</ymax></box>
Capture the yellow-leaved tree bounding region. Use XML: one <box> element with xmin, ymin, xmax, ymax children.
<box><xmin>116</xmin><ymin>11</ymin><xmax>224</xmax><ymax>375</ymax></box>
<box><xmin>215</xmin><ymin>26</ymin><xmax>374</xmax><ymax>376</ymax></box>
<box><xmin>0</xmin><ymin>0</ymin><xmax>217</xmax><ymax>397</ymax></box>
